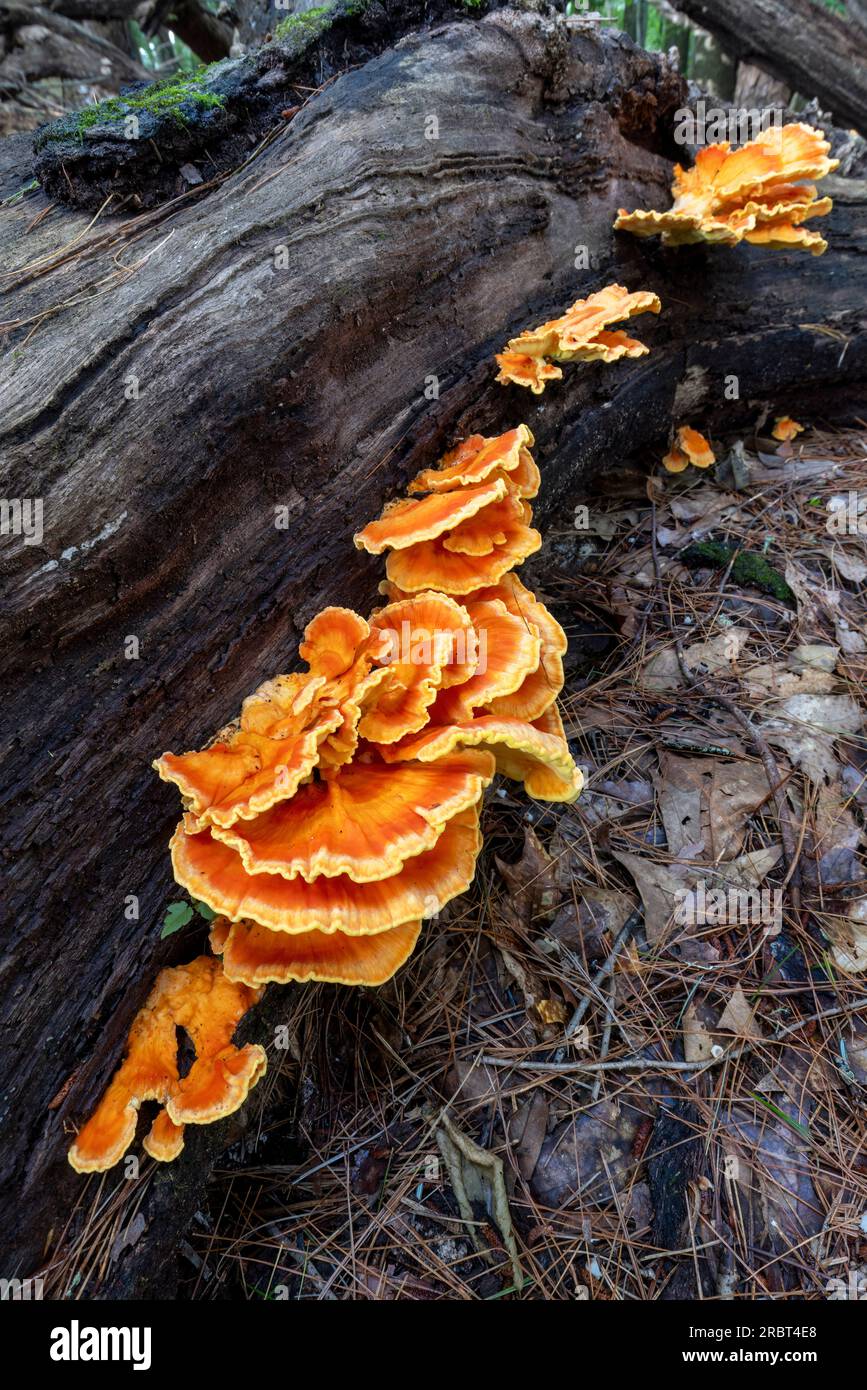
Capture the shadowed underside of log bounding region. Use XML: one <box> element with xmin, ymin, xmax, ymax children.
<box><xmin>2</xmin><ymin>5</ymin><xmax>866</xmax><ymax>1296</ymax></box>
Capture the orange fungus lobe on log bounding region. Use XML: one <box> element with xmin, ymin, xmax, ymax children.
<box><xmin>70</xmin><ymin>421</ymin><xmax>585</xmax><ymax>1171</ymax></box>
<box><xmin>495</xmin><ymin>284</ymin><xmax>661</xmax><ymax>394</ymax></box>
<box><xmin>615</xmin><ymin>123</ymin><xmax>838</xmax><ymax>257</ymax></box>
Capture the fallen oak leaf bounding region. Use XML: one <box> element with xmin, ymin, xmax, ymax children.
<box><xmin>718</xmin><ymin>984</ymin><xmax>763</xmax><ymax>1040</ymax></box>
<box><xmin>654</xmin><ymin>751</ymin><xmax>773</xmax><ymax>861</ymax></box>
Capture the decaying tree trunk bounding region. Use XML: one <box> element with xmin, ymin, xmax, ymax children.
<box><xmin>733</xmin><ymin>60</ymin><xmax>790</xmax><ymax>112</ymax></box>
<box><xmin>2</xmin><ymin>2</ymin><xmax>867</xmax><ymax>1297</ymax></box>
<box><xmin>669</xmin><ymin>0</ymin><xmax>867</xmax><ymax>131</ymax></box>
<box><xmin>0</xmin><ymin>0</ymin><xmax>235</xmax><ymax>136</ymax></box>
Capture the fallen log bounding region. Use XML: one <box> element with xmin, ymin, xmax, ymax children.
<box><xmin>30</xmin><ymin>0</ymin><xmax>502</xmax><ymax>210</ymax></box>
<box><xmin>2</xmin><ymin>2</ymin><xmax>866</xmax><ymax>1296</ymax></box>
<box><xmin>669</xmin><ymin>0</ymin><xmax>867</xmax><ymax>132</ymax></box>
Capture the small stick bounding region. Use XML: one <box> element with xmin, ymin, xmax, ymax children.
<box><xmin>483</xmin><ymin>995</ymin><xmax>867</xmax><ymax>1076</ymax></box>
<box><xmin>591</xmin><ymin>974</ymin><xmax>617</xmax><ymax>1101</ymax></box>
<box><xmin>564</xmin><ymin>909</ymin><xmax>643</xmax><ymax>1039</ymax></box>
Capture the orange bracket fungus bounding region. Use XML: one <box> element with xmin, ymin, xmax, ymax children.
<box><xmin>494</xmin><ymin>284</ymin><xmax>661</xmax><ymax>393</ymax></box>
<box><xmin>615</xmin><ymin>123</ymin><xmax>838</xmax><ymax>256</ymax></box>
<box><xmin>662</xmin><ymin>426</ymin><xmax>715</xmax><ymax>474</ymax></box>
<box><xmin>772</xmin><ymin>416</ymin><xmax>805</xmax><ymax>442</ymax></box>
<box><xmin>68</xmin><ymin>957</ymin><xmax>265</xmax><ymax>1173</ymax></box>
<box><xmin>70</xmin><ymin>425</ymin><xmax>583</xmax><ymax>1172</ymax></box>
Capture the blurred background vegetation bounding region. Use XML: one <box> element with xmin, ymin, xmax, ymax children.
<box><xmin>1</xmin><ymin>0</ymin><xmax>863</xmax><ymax>135</ymax></box>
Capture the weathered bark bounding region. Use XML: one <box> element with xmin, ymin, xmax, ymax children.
<box><xmin>2</xmin><ymin>4</ymin><xmax>866</xmax><ymax>1297</ymax></box>
<box><xmin>733</xmin><ymin>60</ymin><xmax>790</xmax><ymax>112</ymax></box>
<box><xmin>850</xmin><ymin>0</ymin><xmax>867</xmax><ymax>36</ymax></box>
<box><xmin>31</xmin><ymin>0</ymin><xmax>501</xmax><ymax>209</ymax></box>
<box><xmin>669</xmin><ymin>0</ymin><xmax>867</xmax><ymax>131</ymax></box>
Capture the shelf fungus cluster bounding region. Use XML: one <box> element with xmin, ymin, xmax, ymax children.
<box><xmin>495</xmin><ymin>284</ymin><xmax>661</xmax><ymax>394</ymax></box>
<box><xmin>615</xmin><ymin>122</ymin><xmax>838</xmax><ymax>256</ymax></box>
<box><xmin>67</xmin><ymin>114</ymin><xmax>840</xmax><ymax>1178</ymax></box>
<box><xmin>69</xmin><ymin>426</ymin><xmax>582</xmax><ymax>1171</ymax></box>
<box><xmin>662</xmin><ymin>426</ymin><xmax>715</xmax><ymax>474</ymax></box>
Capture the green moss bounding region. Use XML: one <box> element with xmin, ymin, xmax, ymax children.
<box><xmin>272</xmin><ymin>0</ymin><xmax>372</xmax><ymax>42</ymax></box>
<box><xmin>274</xmin><ymin>3</ymin><xmax>337</xmax><ymax>41</ymax></box>
<box><xmin>680</xmin><ymin>541</ymin><xmax>796</xmax><ymax>606</ymax></box>
<box><xmin>45</xmin><ymin>65</ymin><xmax>225</xmax><ymax>143</ymax></box>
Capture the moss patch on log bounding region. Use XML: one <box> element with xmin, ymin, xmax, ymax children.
<box><xmin>32</xmin><ymin>0</ymin><xmax>497</xmax><ymax>210</ymax></box>
<box><xmin>38</xmin><ymin>68</ymin><xmax>227</xmax><ymax>146</ymax></box>
<box><xmin>680</xmin><ymin>541</ymin><xmax>796</xmax><ymax>606</ymax></box>
<box><xmin>274</xmin><ymin>3</ymin><xmax>343</xmax><ymax>43</ymax></box>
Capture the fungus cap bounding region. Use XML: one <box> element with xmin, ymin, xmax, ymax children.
<box><xmin>385</xmin><ymin>507</ymin><xmax>541</xmax><ymax>596</ymax></box>
<box><xmin>663</xmin><ymin>426</ymin><xmax>714</xmax><ymax>472</ymax></box>
<box><xmin>359</xmin><ymin>592</ymin><xmax>479</xmax><ymax>743</ymax></box>
<box><xmin>68</xmin><ymin>957</ymin><xmax>265</xmax><ymax>1173</ymax></box>
<box><xmin>211</xmin><ymin>916</ymin><xmax>423</xmax><ymax>988</ymax></box>
<box><xmin>772</xmin><ymin>415</ymin><xmax>805</xmax><ymax>442</ymax></box>
<box><xmin>431</xmin><ymin>598</ymin><xmax>542</xmax><ymax>723</ymax></box>
<box><xmin>209</xmin><ymin>749</ymin><xmax>495</xmax><ymax>883</ymax></box>
<box><xmin>299</xmin><ymin>607</ymin><xmax>370</xmax><ymax>680</ymax></box>
<box><xmin>354</xmin><ymin>478</ymin><xmax>507</xmax><ymax>555</ymax></box>
<box><xmin>615</xmin><ymin>123</ymin><xmax>838</xmax><ymax>255</ymax></box>
<box><xmin>494</xmin><ymin>353</ymin><xmax>563</xmax><ymax>394</ymax></box>
<box><xmin>142</xmin><ymin>1111</ymin><xmax>185</xmax><ymax>1163</ymax></box>
<box><xmin>171</xmin><ymin>806</ymin><xmax>482</xmax><ymax>936</ymax></box>
<box><xmin>154</xmin><ymin>687</ymin><xmax>342</xmax><ymax>829</ymax></box>
<box><xmin>375</xmin><ymin>711</ymin><xmax>583</xmax><ymax>803</ymax></box>
<box><xmin>465</xmin><ymin>576</ymin><xmax>567</xmax><ymax>721</ymax></box>
<box><xmin>408</xmin><ymin>426</ymin><xmax>536</xmax><ymax>495</ymax></box>
<box><xmin>505</xmin><ymin>285</ymin><xmax>660</xmax><ymax>362</ymax></box>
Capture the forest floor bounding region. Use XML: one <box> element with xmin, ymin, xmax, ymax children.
<box><xmin>48</xmin><ymin>422</ymin><xmax>867</xmax><ymax>1300</ymax></box>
